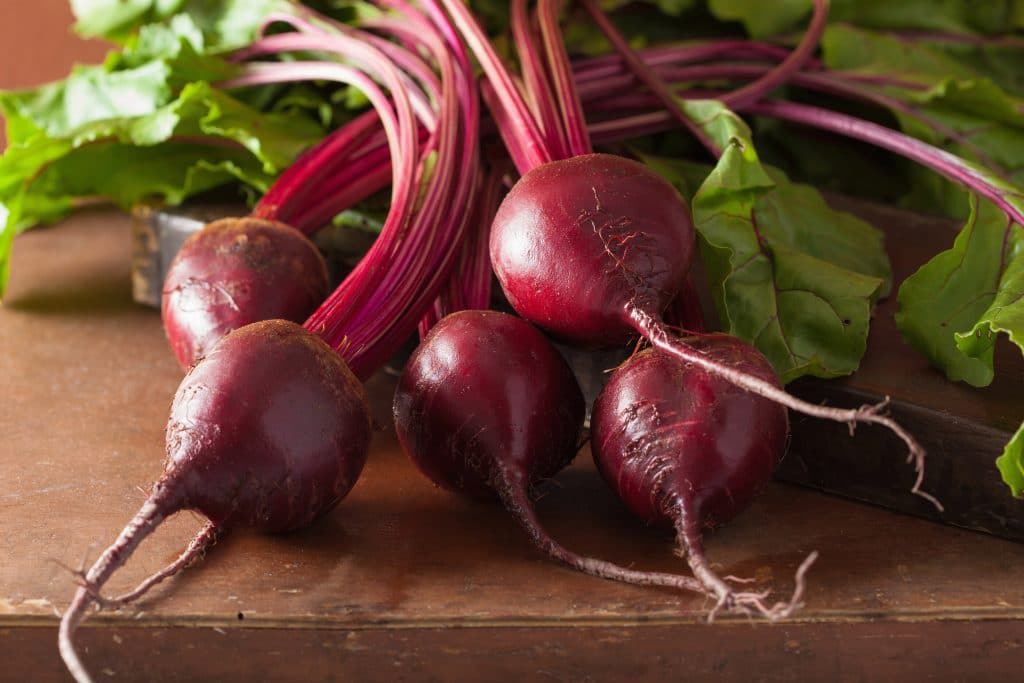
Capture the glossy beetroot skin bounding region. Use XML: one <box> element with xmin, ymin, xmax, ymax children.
<box><xmin>162</xmin><ymin>217</ymin><xmax>330</xmax><ymax>368</ymax></box>
<box><xmin>394</xmin><ymin>310</ymin><xmax>585</xmax><ymax>499</ymax></box>
<box><xmin>394</xmin><ymin>310</ymin><xmax>718</xmax><ymax>596</ymax></box>
<box><xmin>60</xmin><ymin>319</ymin><xmax>371</xmax><ymax>681</ymax></box>
<box><xmin>489</xmin><ymin>153</ymin><xmax>695</xmax><ymax>347</ymax></box>
<box><xmin>165</xmin><ymin>318</ymin><xmax>371</xmax><ymax>531</ymax></box>
<box><xmin>591</xmin><ymin>335</ymin><xmax>788</xmax><ymax>529</ymax></box>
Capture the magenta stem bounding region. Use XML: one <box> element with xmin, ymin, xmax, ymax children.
<box><xmin>571</xmin><ymin>57</ymin><xmax>1024</xmax><ymax>229</ymax></box>
<box><xmin>744</xmin><ymin>99</ymin><xmax>1024</xmax><ymax>226</ymax></box>
<box><xmin>247</xmin><ymin>10</ymin><xmax>435</xmax><ymax>123</ymax></box>
<box><xmin>439</xmin><ymin>0</ymin><xmax>550</xmax><ymax>172</ymax></box>
<box><xmin>254</xmin><ymin>109</ymin><xmax>381</xmax><ymax>228</ymax></box>
<box><xmin>572</xmin><ymin>40</ymin><xmax>815</xmax><ymax>81</ymax></box>
<box><xmin>304</xmin><ymin>0</ymin><xmax>481</xmax><ymax>378</ymax></box>
<box><xmin>579</xmin><ymin>61</ymin><xmax>1008</xmax><ymax>177</ymax></box>
<box><xmin>298</xmin><ymin>164</ymin><xmax>394</xmax><ymax>232</ymax></box>
<box><xmin>221</xmin><ymin>61</ymin><xmax>415</xmax><ymax>225</ymax></box>
<box><xmin>537</xmin><ymin>0</ymin><xmax>592</xmax><ymax>156</ymax></box>
<box><xmin>512</xmin><ymin>0</ymin><xmax>570</xmax><ymax>158</ymax></box>
<box><xmin>720</xmin><ymin>0</ymin><xmax>829</xmax><ymax>110</ymax></box>
<box><xmin>577</xmin><ymin>0</ymin><xmax>720</xmax><ymax>157</ymax></box>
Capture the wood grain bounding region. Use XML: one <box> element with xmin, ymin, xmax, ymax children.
<box><xmin>4</xmin><ymin>621</ymin><xmax>1023</xmax><ymax>683</ymax></box>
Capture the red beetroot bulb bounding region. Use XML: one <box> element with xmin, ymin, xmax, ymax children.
<box><xmin>394</xmin><ymin>309</ymin><xmax>584</xmax><ymax>498</ymax></box>
<box><xmin>591</xmin><ymin>335</ymin><xmax>788</xmax><ymax>529</ymax></box>
<box><xmin>490</xmin><ymin>153</ymin><xmax>695</xmax><ymax>347</ymax></box>
<box><xmin>591</xmin><ymin>335</ymin><xmax>815</xmax><ymax>619</ymax></box>
<box><xmin>60</xmin><ymin>320</ymin><xmax>370</xmax><ymax>681</ymax></box>
<box><xmin>162</xmin><ymin>217</ymin><xmax>329</xmax><ymax>368</ymax></box>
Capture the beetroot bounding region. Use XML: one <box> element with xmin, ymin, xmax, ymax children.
<box><xmin>490</xmin><ymin>152</ymin><xmax>694</xmax><ymax>347</ymax></box>
<box><xmin>162</xmin><ymin>217</ymin><xmax>329</xmax><ymax>368</ymax></box>
<box><xmin>394</xmin><ymin>310</ymin><xmax>707</xmax><ymax>593</ymax></box>
<box><xmin>59</xmin><ymin>320</ymin><xmax>370</xmax><ymax>682</ymax></box>
<box><xmin>592</xmin><ymin>336</ymin><xmax>815</xmax><ymax>618</ymax></box>
<box><xmin>395</xmin><ymin>310</ymin><xmax>584</xmax><ymax>498</ymax></box>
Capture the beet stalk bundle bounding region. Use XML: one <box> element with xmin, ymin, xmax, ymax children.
<box><xmin>59</xmin><ymin>2</ymin><xmax>480</xmax><ymax>681</ymax></box>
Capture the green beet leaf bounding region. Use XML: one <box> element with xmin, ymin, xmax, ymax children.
<box><xmin>891</xmin><ymin>78</ymin><xmax>1024</xmax><ymax>219</ymax></box>
<box><xmin>997</xmin><ymin>424</ymin><xmax>1024</xmax><ymax>498</ymax></box>
<box><xmin>71</xmin><ymin>0</ymin><xmax>290</xmax><ymax>50</ymax></box>
<box><xmin>955</xmin><ymin>217</ymin><xmax>1024</xmax><ymax>368</ymax></box>
<box><xmin>1</xmin><ymin>61</ymin><xmax>174</xmax><ymax>145</ymax></box>
<box><xmin>0</xmin><ymin>82</ymin><xmax>323</xmax><ymax>297</ymax></box>
<box><xmin>708</xmin><ymin>0</ymin><xmax>813</xmax><ymax>39</ymax></box>
<box><xmin>708</xmin><ymin>0</ymin><xmax>1023</xmax><ymax>40</ymax></box>
<box><xmin>895</xmin><ymin>194</ymin><xmax>1024</xmax><ymax>496</ymax></box>
<box><xmin>70</xmin><ymin>0</ymin><xmax>183</xmax><ymax>42</ymax></box>
<box><xmin>822</xmin><ymin>23</ymin><xmax>1024</xmax><ymax>97</ymax></box>
<box><xmin>895</xmin><ymin>196</ymin><xmax>1012</xmax><ymax>386</ymax></box>
<box><xmin>649</xmin><ymin>100</ymin><xmax>891</xmax><ymax>383</ymax></box>
<box><xmin>808</xmin><ymin>25</ymin><xmax>1024</xmax><ymax>220</ymax></box>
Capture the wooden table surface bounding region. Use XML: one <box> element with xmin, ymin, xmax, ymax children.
<box><xmin>2</xmin><ymin>209</ymin><xmax>1024</xmax><ymax>682</ymax></box>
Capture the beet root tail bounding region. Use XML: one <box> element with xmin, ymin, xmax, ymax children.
<box><xmin>109</xmin><ymin>520</ymin><xmax>220</xmax><ymax>606</ymax></box>
<box><xmin>59</xmin><ymin>490</ymin><xmax>178</xmax><ymax>683</ymax></box>
<box><xmin>672</xmin><ymin>503</ymin><xmax>817</xmax><ymax>622</ymax></box>
<box><xmin>498</xmin><ymin>478</ymin><xmax>705</xmax><ymax>593</ymax></box>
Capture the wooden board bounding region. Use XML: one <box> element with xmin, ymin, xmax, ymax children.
<box><xmin>3</xmin><ymin>208</ymin><xmax>1024</xmax><ymax>681</ymax></box>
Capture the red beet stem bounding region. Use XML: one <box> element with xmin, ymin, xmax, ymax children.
<box><xmin>252</xmin><ymin>109</ymin><xmax>381</xmax><ymax>227</ymax></box>
<box><xmin>627</xmin><ymin>307</ymin><xmax>942</xmax><ymax>511</ymax></box>
<box><xmin>59</xmin><ymin>482</ymin><xmax>184</xmax><ymax>683</ymax></box>
<box><xmin>439</xmin><ymin>0</ymin><xmax>550</xmax><ymax>171</ymax></box>
<box><xmin>511</xmin><ymin>0</ymin><xmax>569</xmax><ymax>159</ymax></box>
<box><xmin>577</xmin><ymin>0</ymin><xmax>720</xmax><ymax>157</ymax></box>
<box><xmin>718</xmin><ymin>0</ymin><xmax>829</xmax><ymax>110</ymax></box>
<box><xmin>497</xmin><ymin>474</ymin><xmax>708</xmax><ymax>594</ymax></box>
<box><xmin>571</xmin><ymin>40</ymin><xmax>811</xmax><ymax>80</ymax></box>
<box><xmin>578</xmin><ymin>0</ymin><xmax>826</xmax><ymax>154</ymax></box>
<box><xmin>537</xmin><ymin>0</ymin><xmax>591</xmax><ymax>157</ymax></box>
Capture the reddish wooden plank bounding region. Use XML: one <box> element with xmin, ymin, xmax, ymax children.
<box><xmin>3</xmin><ymin>620</ymin><xmax>1023</xmax><ymax>683</ymax></box>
